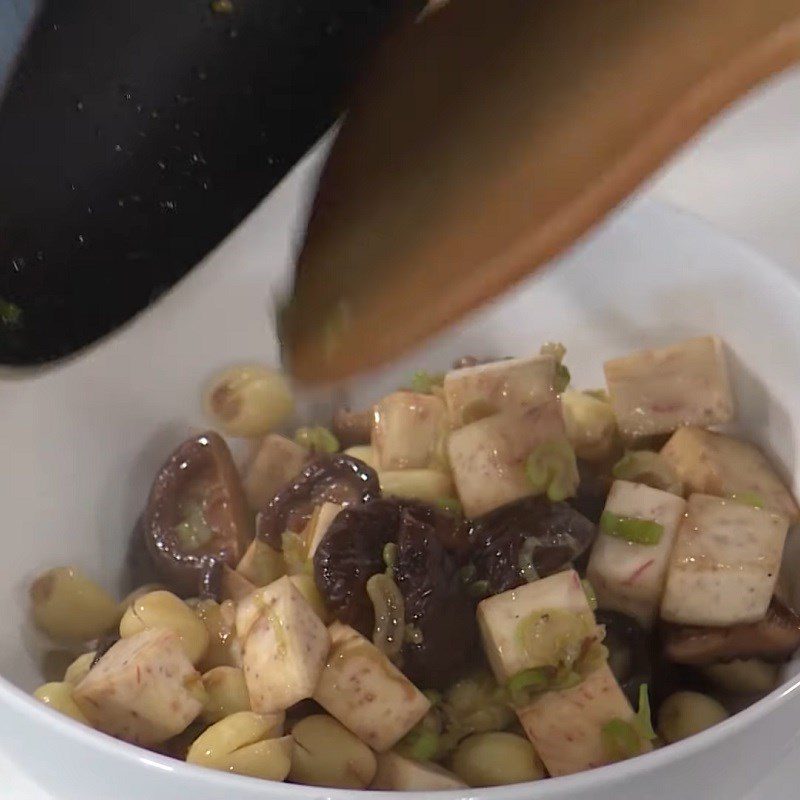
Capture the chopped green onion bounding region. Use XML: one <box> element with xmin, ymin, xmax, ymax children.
<box><xmin>554</xmin><ymin>363</ymin><xmax>571</xmax><ymax>393</ymax></box>
<box><xmin>174</xmin><ymin>503</ymin><xmax>214</xmax><ymax>551</ymax></box>
<box><xmin>507</xmin><ymin>667</ymin><xmax>551</xmax><ymax>705</ymax></box>
<box><xmin>458</xmin><ymin>564</ymin><xmax>477</xmax><ymax>584</ymax></box>
<box><xmin>282</xmin><ymin>531</ymin><xmax>312</xmax><ymax>575</ymax></box>
<box><xmin>382</xmin><ymin>542</ymin><xmax>398</xmax><ymax>570</ymax></box>
<box><xmin>423</xmin><ymin>690</ymin><xmax>442</xmax><ymax>707</ymax></box>
<box><xmin>294</xmin><ymin>426</ymin><xmax>339</xmax><ymax>454</ymax></box>
<box><xmin>404</xmin><ymin>624</ymin><xmax>424</xmax><ymax>645</ymax></box>
<box><xmin>582</xmin><ymin>579</ymin><xmax>598</xmax><ymax>611</ymax></box>
<box><xmin>435</xmin><ymin>496</ymin><xmax>463</xmax><ymax>516</ymax></box>
<box><xmin>601</xmin><ymin>718</ymin><xmax>642</xmax><ymax>762</ymax></box>
<box><xmin>525</xmin><ymin>438</ymin><xmax>579</xmax><ymax>502</ymax></box>
<box><xmin>539</xmin><ymin>341</ymin><xmax>566</xmax><ymax>362</ymax></box>
<box><xmin>409</xmin><ymin>370</ymin><xmax>444</xmax><ymax>394</ymax></box>
<box><xmin>539</xmin><ymin>342</ymin><xmax>570</xmax><ymax>392</ymax></box>
<box><xmin>467</xmin><ymin>579</ymin><xmax>490</xmax><ymax>599</ymax></box>
<box><xmin>634</xmin><ymin>683</ymin><xmax>656</xmax><ymax>741</ymax></box>
<box><xmin>600</xmin><ymin>511</ymin><xmax>664</xmax><ymax>545</ymax></box>
<box><xmin>0</xmin><ymin>297</ymin><xmax>22</xmax><ymax>329</ymax></box>
<box><xmin>406</xmin><ymin>727</ymin><xmax>439</xmax><ymax>761</ymax></box>
<box><xmin>584</xmin><ymin>388</ymin><xmax>610</xmax><ymax>402</ymax></box>
<box><xmin>730</xmin><ymin>490</ymin><xmax>765</xmax><ymax>509</ymax></box>
<box><xmin>551</xmin><ymin>667</ymin><xmax>583</xmax><ymax>692</ymax></box>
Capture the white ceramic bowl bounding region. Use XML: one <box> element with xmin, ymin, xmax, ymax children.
<box><xmin>2</xmin><ymin>143</ymin><xmax>800</xmax><ymax>800</ymax></box>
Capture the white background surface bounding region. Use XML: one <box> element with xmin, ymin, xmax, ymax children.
<box><xmin>4</xmin><ymin>66</ymin><xmax>800</xmax><ymax>800</ymax></box>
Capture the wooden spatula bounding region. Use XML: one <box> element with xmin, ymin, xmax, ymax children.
<box><xmin>281</xmin><ymin>0</ymin><xmax>800</xmax><ymax>383</ymax></box>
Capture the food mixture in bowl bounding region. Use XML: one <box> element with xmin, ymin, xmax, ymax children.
<box><xmin>27</xmin><ymin>334</ymin><xmax>800</xmax><ymax>790</ymax></box>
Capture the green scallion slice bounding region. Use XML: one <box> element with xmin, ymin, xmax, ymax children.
<box><xmin>509</xmin><ymin>667</ymin><xmax>550</xmax><ymax>694</ymax></box>
<box><xmin>0</xmin><ymin>297</ymin><xmax>22</xmax><ymax>329</ymax></box>
<box><xmin>294</xmin><ymin>426</ymin><xmax>340</xmax><ymax>454</ymax></box>
<box><xmin>407</xmin><ymin>728</ymin><xmax>439</xmax><ymax>761</ymax></box>
<box><xmin>581</xmin><ymin>579</ymin><xmax>598</xmax><ymax>611</ymax></box>
<box><xmin>467</xmin><ymin>579</ymin><xmax>490</xmax><ymax>599</ymax></box>
<box><xmin>382</xmin><ymin>542</ymin><xmax>398</xmax><ymax>570</ymax></box>
<box><xmin>599</xmin><ymin>511</ymin><xmax>663</xmax><ymax>545</ymax></box>
<box><xmin>554</xmin><ymin>363</ymin><xmax>571</xmax><ymax>393</ymax></box>
<box><xmin>601</xmin><ymin>718</ymin><xmax>642</xmax><ymax>762</ymax></box>
<box><xmin>409</xmin><ymin>370</ymin><xmax>444</xmax><ymax>394</ymax></box>
<box><xmin>634</xmin><ymin>683</ymin><xmax>656</xmax><ymax>741</ymax></box>
<box><xmin>435</xmin><ymin>496</ymin><xmax>463</xmax><ymax>516</ymax></box>
<box><xmin>507</xmin><ymin>667</ymin><xmax>551</xmax><ymax>705</ymax></box>
<box><xmin>730</xmin><ymin>490</ymin><xmax>765</xmax><ymax>509</ymax></box>
<box><xmin>525</xmin><ymin>438</ymin><xmax>579</xmax><ymax>502</ymax></box>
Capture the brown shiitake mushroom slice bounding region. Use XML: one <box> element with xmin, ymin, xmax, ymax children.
<box><xmin>257</xmin><ymin>454</ymin><xmax>380</xmax><ymax>550</ymax></box>
<box><xmin>143</xmin><ymin>432</ymin><xmax>254</xmax><ymax>597</ymax></box>
<box><xmin>663</xmin><ymin>598</ymin><xmax>800</xmax><ymax>665</ymax></box>
<box><xmin>331</xmin><ymin>408</ymin><xmax>374</xmax><ymax>448</ymax></box>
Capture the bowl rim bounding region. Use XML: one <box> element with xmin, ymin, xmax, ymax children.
<box><xmin>5</xmin><ymin>196</ymin><xmax>800</xmax><ymax>797</ymax></box>
<box><xmin>4</xmin><ymin>671</ymin><xmax>800</xmax><ymax>799</ymax></box>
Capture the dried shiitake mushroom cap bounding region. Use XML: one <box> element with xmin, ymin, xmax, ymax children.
<box><xmin>257</xmin><ymin>454</ymin><xmax>379</xmax><ymax>549</ymax></box>
<box><xmin>143</xmin><ymin>431</ymin><xmax>254</xmax><ymax>597</ymax></box>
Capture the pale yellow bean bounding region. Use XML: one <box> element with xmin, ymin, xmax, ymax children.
<box><xmin>443</xmin><ymin>670</ymin><xmax>514</xmax><ymax>735</ymax></box>
<box><xmin>202</xmin><ymin>666</ymin><xmax>251</xmax><ymax>724</ymax></box>
<box><xmin>450</xmin><ymin>732</ymin><xmax>544</xmax><ymax>787</ymax></box>
<box><xmin>657</xmin><ymin>692</ymin><xmax>729</xmax><ymax>744</ymax></box>
<box><xmin>34</xmin><ymin>682</ymin><xmax>90</xmax><ymax>725</ymax></box>
<box><xmin>289</xmin><ymin>715</ymin><xmax>377</xmax><ymax>789</ymax></box>
<box><xmin>30</xmin><ymin>567</ymin><xmax>119</xmax><ymax>642</ymax></box>
<box><xmin>194</xmin><ymin>599</ymin><xmax>241</xmax><ymax>671</ymax></box>
<box><xmin>203</xmin><ymin>365</ymin><xmax>294</xmax><ymax>438</ymax></box>
<box><xmin>561</xmin><ymin>389</ymin><xmax>618</xmax><ymax>462</ymax></box>
<box><xmin>187</xmin><ymin>711</ymin><xmax>289</xmax><ymax>780</ymax></box>
<box><xmin>702</xmin><ymin>659</ymin><xmax>779</xmax><ymax>695</ymax></box>
<box><xmin>120</xmin><ymin>590</ymin><xmax>209</xmax><ymax>665</ymax></box>
<box><xmin>289</xmin><ymin>575</ymin><xmax>330</xmax><ymax>624</ymax></box>
<box><xmin>63</xmin><ymin>652</ymin><xmax>96</xmax><ymax>686</ymax></box>
<box><xmin>118</xmin><ymin>583</ymin><xmax>166</xmax><ymax>615</ymax></box>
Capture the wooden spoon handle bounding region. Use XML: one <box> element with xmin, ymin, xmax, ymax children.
<box><xmin>283</xmin><ymin>0</ymin><xmax>800</xmax><ymax>383</ymax></box>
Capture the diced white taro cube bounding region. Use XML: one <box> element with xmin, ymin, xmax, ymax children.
<box><xmin>661</xmin><ymin>494</ymin><xmax>789</xmax><ymax>626</ymax></box>
<box><xmin>587</xmin><ymin>480</ymin><xmax>686</xmax><ymax>627</ymax></box>
<box><xmin>517</xmin><ymin>663</ymin><xmax>646</xmax><ymax>777</ymax></box>
<box><xmin>603</xmin><ymin>335</ymin><xmax>734</xmax><ymax>439</ymax></box>
<box><xmin>313</xmin><ymin>623</ymin><xmax>430</xmax><ymax>752</ymax></box>
<box><xmin>660</xmin><ymin>427</ymin><xmax>799</xmax><ymax>521</ymax></box>
<box><xmin>372</xmin><ymin>391</ymin><xmax>448</xmax><ymax>470</ymax></box>
<box><xmin>73</xmin><ymin>628</ymin><xmax>203</xmax><ymax>746</ymax></box>
<box><xmin>448</xmin><ymin>398</ymin><xmax>566</xmax><ymax>517</ymax></box>
<box><xmin>304</xmin><ymin>502</ymin><xmax>343</xmax><ymax>558</ymax></box>
<box><xmin>235</xmin><ymin>538</ymin><xmax>286</xmax><ymax>587</ymax></box>
<box><xmin>236</xmin><ymin>576</ymin><xmax>330</xmax><ymax>714</ymax></box>
<box><xmin>243</xmin><ymin>434</ymin><xmax>307</xmax><ymax>509</ymax></box>
<box><xmin>379</xmin><ymin>469</ymin><xmax>454</xmax><ymax>503</ymax></box>
<box><xmin>371</xmin><ymin>752</ymin><xmax>467</xmax><ymax>790</ymax></box>
<box><xmin>443</xmin><ymin>355</ymin><xmax>556</xmax><ymax>428</ymax></box>
<box><xmin>477</xmin><ymin>569</ymin><xmax>594</xmax><ymax>684</ymax></box>
<box><xmin>344</xmin><ymin>445</ymin><xmax>379</xmax><ymax>470</ymax></box>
